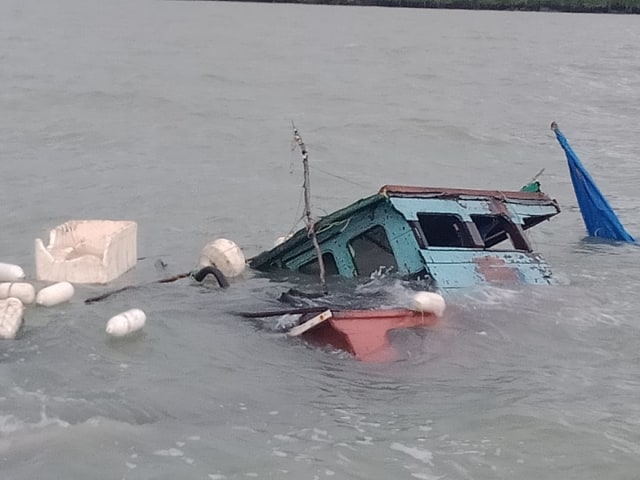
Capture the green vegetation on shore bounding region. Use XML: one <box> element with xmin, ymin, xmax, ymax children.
<box><xmin>223</xmin><ymin>0</ymin><xmax>640</xmax><ymax>13</ymax></box>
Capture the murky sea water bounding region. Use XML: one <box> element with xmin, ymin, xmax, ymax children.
<box><xmin>1</xmin><ymin>1</ymin><xmax>640</xmax><ymax>478</ymax></box>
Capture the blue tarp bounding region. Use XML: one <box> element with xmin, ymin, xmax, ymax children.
<box><xmin>552</xmin><ymin>124</ymin><xmax>635</xmax><ymax>243</ymax></box>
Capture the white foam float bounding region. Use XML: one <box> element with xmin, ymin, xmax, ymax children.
<box><xmin>412</xmin><ymin>291</ymin><xmax>446</xmax><ymax>317</ymax></box>
<box><xmin>0</xmin><ymin>282</ymin><xmax>36</xmax><ymax>304</ymax></box>
<box><xmin>36</xmin><ymin>281</ymin><xmax>75</xmax><ymax>307</ymax></box>
<box><xmin>0</xmin><ymin>297</ymin><xmax>24</xmax><ymax>340</ymax></box>
<box><xmin>106</xmin><ymin>308</ymin><xmax>146</xmax><ymax>337</ymax></box>
<box><xmin>198</xmin><ymin>238</ymin><xmax>245</xmax><ymax>278</ymax></box>
<box><xmin>0</xmin><ymin>263</ymin><xmax>26</xmax><ymax>282</ymax></box>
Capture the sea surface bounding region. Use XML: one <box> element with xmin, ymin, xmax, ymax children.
<box><xmin>2</xmin><ymin>1</ymin><xmax>640</xmax><ymax>479</ymax></box>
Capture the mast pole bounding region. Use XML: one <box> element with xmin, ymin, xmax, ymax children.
<box><xmin>292</xmin><ymin>124</ymin><xmax>328</xmax><ymax>294</ymax></box>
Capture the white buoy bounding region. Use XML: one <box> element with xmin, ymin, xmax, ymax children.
<box><xmin>198</xmin><ymin>238</ymin><xmax>246</xmax><ymax>278</ymax></box>
<box><xmin>36</xmin><ymin>281</ymin><xmax>74</xmax><ymax>307</ymax></box>
<box><xmin>0</xmin><ymin>263</ymin><xmax>26</xmax><ymax>282</ymax></box>
<box><xmin>106</xmin><ymin>308</ymin><xmax>146</xmax><ymax>337</ymax></box>
<box><xmin>0</xmin><ymin>297</ymin><xmax>24</xmax><ymax>340</ymax></box>
<box><xmin>412</xmin><ymin>291</ymin><xmax>446</xmax><ymax>317</ymax></box>
<box><xmin>0</xmin><ymin>282</ymin><xmax>36</xmax><ymax>304</ymax></box>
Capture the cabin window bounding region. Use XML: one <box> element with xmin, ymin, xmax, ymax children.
<box><xmin>417</xmin><ymin>213</ymin><xmax>473</xmax><ymax>247</ymax></box>
<box><xmin>299</xmin><ymin>252</ymin><xmax>339</xmax><ymax>276</ymax></box>
<box><xmin>471</xmin><ymin>214</ymin><xmax>530</xmax><ymax>251</ymax></box>
<box><xmin>522</xmin><ymin>214</ymin><xmax>554</xmax><ymax>230</ymax></box>
<box><xmin>348</xmin><ymin>226</ymin><xmax>397</xmax><ymax>276</ymax></box>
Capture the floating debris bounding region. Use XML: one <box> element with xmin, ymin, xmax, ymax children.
<box><xmin>0</xmin><ymin>297</ymin><xmax>24</xmax><ymax>340</ymax></box>
<box><xmin>551</xmin><ymin>122</ymin><xmax>635</xmax><ymax>243</ymax></box>
<box><xmin>36</xmin><ymin>281</ymin><xmax>75</xmax><ymax>307</ymax></box>
<box><xmin>198</xmin><ymin>238</ymin><xmax>245</xmax><ymax>278</ymax></box>
<box><xmin>411</xmin><ymin>291</ymin><xmax>446</xmax><ymax>317</ymax></box>
<box><xmin>35</xmin><ymin>220</ymin><xmax>138</xmax><ymax>284</ymax></box>
<box><xmin>0</xmin><ymin>262</ymin><xmax>26</xmax><ymax>282</ymax></box>
<box><xmin>0</xmin><ymin>282</ymin><xmax>36</xmax><ymax>304</ymax></box>
<box><xmin>106</xmin><ymin>308</ymin><xmax>146</xmax><ymax>337</ymax></box>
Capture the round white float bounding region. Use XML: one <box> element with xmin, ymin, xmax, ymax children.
<box><xmin>412</xmin><ymin>291</ymin><xmax>446</xmax><ymax>317</ymax></box>
<box><xmin>198</xmin><ymin>238</ymin><xmax>245</xmax><ymax>278</ymax></box>
<box><xmin>0</xmin><ymin>263</ymin><xmax>26</xmax><ymax>282</ymax></box>
<box><xmin>36</xmin><ymin>282</ymin><xmax>75</xmax><ymax>307</ymax></box>
<box><xmin>0</xmin><ymin>297</ymin><xmax>24</xmax><ymax>340</ymax></box>
<box><xmin>106</xmin><ymin>308</ymin><xmax>146</xmax><ymax>337</ymax></box>
<box><xmin>0</xmin><ymin>282</ymin><xmax>36</xmax><ymax>304</ymax></box>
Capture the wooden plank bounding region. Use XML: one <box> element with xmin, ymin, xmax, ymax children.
<box><xmin>234</xmin><ymin>306</ymin><xmax>327</xmax><ymax>319</ymax></box>
<box><xmin>287</xmin><ymin>310</ymin><xmax>333</xmax><ymax>337</ymax></box>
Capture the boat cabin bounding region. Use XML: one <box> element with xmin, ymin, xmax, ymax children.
<box><xmin>249</xmin><ymin>185</ymin><xmax>560</xmax><ymax>289</ymax></box>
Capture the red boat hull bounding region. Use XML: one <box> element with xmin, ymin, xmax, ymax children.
<box><xmin>301</xmin><ymin>308</ymin><xmax>439</xmax><ymax>362</ymax></box>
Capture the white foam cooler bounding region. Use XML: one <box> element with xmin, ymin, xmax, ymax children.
<box><xmin>35</xmin><ymin>220</ymin><xmax>137</xmax><ymax>284</ymax></box>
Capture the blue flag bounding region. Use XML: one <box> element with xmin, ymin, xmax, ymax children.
<box><xmin>551</xmin><ymin>122</ymin><xmax>635</xmax><ymax>243</ymax></box>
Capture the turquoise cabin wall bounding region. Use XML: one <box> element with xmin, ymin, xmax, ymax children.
<box><xmin>249</xmin><ymin>188</ymin><xmax>559</xmax><ymax>290</ymax></box>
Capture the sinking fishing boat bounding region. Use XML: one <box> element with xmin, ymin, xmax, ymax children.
<box><xmin>246</xmin><ymin>182</ymin><xmax>561</xmax><ymax>361</ymax></box>
<box><xmin>241</xmin><ymin>128</ymin><xmax>561</xmax><ymax>361</ymax></box>
<box><xmin>250</xmin><ymin>184</ymin><xmax>560</xmax><ymax>290</ymax></box>
<box><xmin>246</xmin><ymin>182</ymin><xmax>558</xmax><ymax>361</ymax></box>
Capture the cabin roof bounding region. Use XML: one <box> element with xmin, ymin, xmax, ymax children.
<box><xmin>313</xmin><ymin>185</ymin><xmax>559</xmax><ymax>232</ymax></box>
<box><xmin>379</xmin><ymin>185</ymin><xmax>557</xmax><ymax>203</ymax></box>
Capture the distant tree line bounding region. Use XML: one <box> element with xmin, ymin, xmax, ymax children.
<box><xmin>224</xmin><ymin>0</ymin><xmax>640</xmax><ymax>13</ymax></box>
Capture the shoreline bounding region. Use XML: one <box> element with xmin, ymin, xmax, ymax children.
<box><xmin>206</xmin><ymin>0</ymin><xmax>640</xmax><ymax>14</ymax></box>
